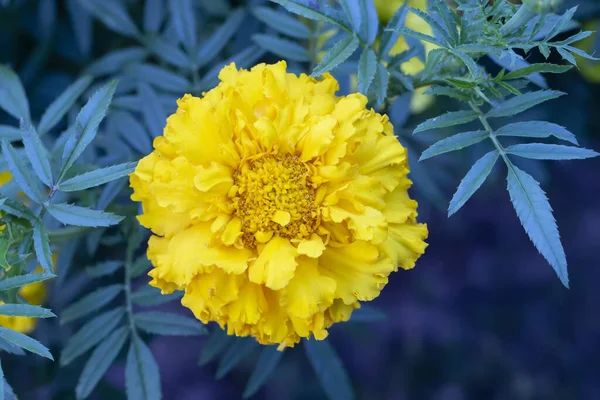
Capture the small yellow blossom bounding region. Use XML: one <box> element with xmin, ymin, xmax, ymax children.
<box><xmin>130</xmin><ymin>62</ymin><xmax>428</xmax><ymax>348</ymax></box>
<box><xmin>0</xmin><ymin>172</ymin><xmax>48</xmax><ymax>334</ymax></box>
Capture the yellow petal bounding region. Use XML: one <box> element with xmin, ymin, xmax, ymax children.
<box><xmin>296</xmin><ymin>234</ymin><xmax>326</xmax><ymax>258</ymax></box>
<box><xmin>249</xmin><ymin>237</ymin><xmax>297</xmax><ymax>290</ymax></box>
<box><xmin>271</xmin><ymin>210</ymin><xmax>291</xmax><ymax>227</ymax></box>
<box><xmin>282</xmin><ymin>258</ymin><xmax>335</xmax><ymax>318</ymax></box>
<box><xmin>221</xmin><ymin>217</ymin><xmax>242</xmax><ymax>246</ymax></box>
<box><xmin>194</xmin><ymin>162</ymin><xmax>233</xmax><ymax>194</ymax></box>
<box><xmin>227</xmin><ymin>282</ymin><xmax>268</xmax><ymax>324</ymax></box>
<box><xmin>383</xmin><ymin>223</ymin><xmax>429</xmax><ymax>270</ymax></box>
<box><xmin>299</xmin><ymin>117</ymin><xmax>336</xmax><ymax>161</ymax></box>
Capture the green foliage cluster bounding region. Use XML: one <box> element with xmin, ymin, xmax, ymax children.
<box><xmin>0</xmin><ymin>0</ymin><xmax>597</xmax><ymax>399</ymax></box>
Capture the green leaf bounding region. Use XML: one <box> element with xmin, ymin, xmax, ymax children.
<box><xmin>130</xmin><ymin>255</ymin><xmax>152</xmax><ymax>278</ymax></box>
<box><xmin>0</xmin><ymin>327</ymin><xmax>53</xmax><ymax>360</ymax></box>
<box><xmin>0</xmin><ymin>336</ymin><xmax>25</xmax><ymax>356</ymax></box>
<box><xmin>556</xmin><ymin>47</ymin><xmax>577</xmax><ymax>66</ymax></box>
<box><xmin>135</xmin><ymin>311</ymin><xmax>207</xmax><ymax>336</ymax></box>
<box><xmin>3</xmin><ymin>374</ymin><xmax>17</xmax><ymax>400</ymax></box>
<box><xmin>33</xmin><ymin>224</ymin><xmax>54</xmax><ymax>273</ymax></box>
<box><xmin>373</xmin><ymin>63</ymin><xmax>389</xmax><ymax>107</ymax></box>
<box><xmin>448</xmin><ymin>150</ymin><xmax>499</xmax><ymax>217</ymax></box>
<box><xmin>0</xmin><ymin>272</ymin><xmax>55</xmax><ymax>291</ymax></box>
<box><xmin>357</xmin><ymin>48</ymin><xmax>377</xmax><ymax>95</ymax></box>
<box><xmin>0</xmin><ymin>125</ymin><xmax>21</xmax><ymax>142</ymax></box>
<box><xmin>0</xmin><ymin>65</ymin><xmax>30</xmax><ymax>120</ymax></box>
<box><xmin>0</xmin><ymin>198</ymin><xmax>36</xmax><ymax>222</ymax></box>
<box><xmin>358</xmin><ymin>0</ymin><xmax>378</xmax><ymax>45</ymax></box>
<box><xmin>196</xmin><ymin>9</ymin><xmax>246</xmax><ymax>66</ymax></box>
<box><xmin>434</xmin><ymin>0</ymin><xmax>459</xmax><ymax>45</ymax></box>
<box><xmin>85</xmin><ymin>260</ymin><xmax>122</xmax><ymax>278</ymax></box>
<box><xmin>506</xmin><ymin>143</ymin><xmax>599</xmax><ymax>160</ymax></box>
<box><xmin>131</xmin><ymin>285</ymin><xmax>183</xmax><ymax>307</ymax></box>
<box><xmin>126</xmin><ymin>64</ymin><xmax>190</xmax><ymax>93</ymax></box>
<box><xmin>137</xmin><ymin>83</ymin><xmax>166</xmax><ymax>139</ymax></box>
<box><xmin>168</xmin><ymin>0</ymin><xmax>196</xmax><ymax>51</ymax></box>
<box><xmin>420</xmin><ymin>130</ymin><xmax>489</xmax><ymax>161</ymax></box>
<box><xmin>61</xmin><ymin>284</ymin><xmax>123</xmax><ymax>324</ymax></box>
<box><xmin>502</xmin><ymin>63</ymin><xmax>572</xmax><ymax>81</ymax></box>
<box><xmin>77</xmin><ymin>0</ymin><xmax>139</xmax><ymax>38</ymax></box>
<box><xmin>76</xmin><ymin>326</ymin><xmax>129</xmax><ymax>400</ymax></box>
<box><xmin>421</xmin><ymin>48</ymin><xmax>445</xmax><ymax>81</ymax></box>
<box><xmin>408</xmin><ymin>7</ymin><xmax>451</xmax><ymax>47</ymax></box>
<box><xmin>216</xmin><ymin>337</ymin><xmax>257</xmax><ymax>379</ymax></box>
<box><xmin>380</xmin><ymin>5</ymin><xmax>407</xmax><ymax>57</ymax></box>
<box><xmin>252</xmin><ymin>34</ymin><xmax>310</xmax><ymax>62</ymax></box>
<box><xmin>270</xmin><ymin>0</ymin><xmax>346</xmax><ymax>29</ymax></box>
<box><xmin>506</xmin><ymin>164</ymin><xmax>568</xmax><ymax>287</ymax></box>
<box><xmin>1</xmin><ymin>140</ymin><xmax>44</xmax><ymax>203</ymax></box>
<box><xmin>38</xmin><ymin>76</ymin><xmax>92</xmax><ymax>135</ymax></box>
<box><xmin>0</xmin><ymin>238</ymin><xmax>9</xmax><ymax>271</ymax></box>
<box><xmin>312</xmin><ymin>35</ymin><xmax>359</xmax><ymax>77</ymax></box>
<box><xmin>84</xmin><ymin>47</ymin><xmax>147</xmax><ymax>77</ymax></box>
<box><xmin>495</xmin><ymin>121</ymin><xmax>578</xmax><ymax>145</ymax></box>
<box><xmin>60</xmin><ymin>307</ymin><xmax>126</xmax><ymax>366</ymax></box>
<box><xmin>424</xmin><ymin>86</ymin><xmax>470</xmax><ymax>102</ymax></box>
<box><xmin>143</xmin><ymin>0</ymin><xmax>164</xmax><ymax>33</ymax></box>
<box><xmin>449</xmin><ymin>49</ymin><xmax>481</xmax><ymax>77</ymax></box>
<box><xmin>145</xmin><ymin>36</ymin><xmax>188</xmax><ymax>69</ymax></box>
<box><xmin>48</xmin><ymin>203</ymin><xmax>124</xmax><ymax>227</ymax></box>
<box><xmin>304</xmin><ymin>339</ymin><xmax>355</xmax><ymax>400</ymax></box>
<box><xmin>387</xmin><ymin>26</ymin><xmax>445</xmax><ymax>47</ymax></box>
<box><xmin>58</xmin><ymin>162</ymin><xmax>137</xmax><ymax>192</ymax></box>
<box><xmin>62</xmin><ymin>80</ymin><xmax>118</xmax><ymax>174</ymax></box>
<box><xmin>486</xmin><ymin>90</ymin><xmax>564</xmax><ymax>118</ymax></box>
<box><xmin>544</xmin><ymin>7</ymin><xmax>576</xmax><ymax>41</ymax></box>
<box><xmin>20</xmin><ymin>119</ymin><xmax>53</xmax><ymax>186</ymax></box>
<box><xmin>340</xmin><ymin>0</ymin><xmax>361</xmax><ymax>32</ymax></box>
<box><xmin>198</xmin><ymin>329</ymin><xmax>233</xmax><ymax>366</ymax></box>
<box><xmin>413</xmin><ymin>110</ymin><xmax>479</xmax><ymax>134</ymax></box>
<box><xmin>0</xmin><ymin>304</ymin><xmax>55</xmax><ymax>318</ymax></box>
<box><xmin>253</xmin><ymin>6</ymin><xmax>311</xmax><ymax>39</ymax></box>
<box><xmin>126</xmin><ymin>334</ymin><xmax>161</xmax><ymax>400</ymax></box>
<box><xmin>111</xmin><ymin>110</ymin><xmax>152</xmax><ymax>154</ymax></box>
<box><xmin>349</xmin><ymin>305</ymin><xmax>387</xmax><ymax>322</ymax></box>
<box><xmin>243</xmin><ymin>346</ymin><xmax>284</xmax><ymax>398</ymax></box>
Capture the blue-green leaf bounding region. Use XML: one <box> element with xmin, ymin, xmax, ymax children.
<box><xmin>137</xmin><ymin>83</ymin><xmax>166</xmax><ymax>139</ymax></box>
<box><xmin>0</xmin><ymin>125</ymin><xmax>20</xmax><ymax>142</ymax></box>
<box><xmin>420</xmin><ymin>130</ymin><xmax>488</xmax><ymax>161</ymax></box>
<box><xmin>373</xmin><ymin>62</ymin><xmax>389</xmax><ymax>107</ymax></box>
<box><xmin>3</xmin><ymin>375</ymin><xmax>17</xmax><ymax>400</ymax></box>
<box><xmin>506</xmin><ymin>164</ymin><xmax>568</xmax><ymax>287</ymax></box>
<box><xmin>358</xmin><ymin>0</ymin><xmax>378</xmax><ymax>45</ymax></box>
<box><xmin>76</xmin><ymin>326</ymin><xmax>129</xmax><ymax>400</ymax></box>
<box><xmin>340</xmin><ymin>0</ymin><xmax>360</xmax><ymax>32</ymax></box>
<box><xmin>216</xmin><ymin>337</ymin><xmax>258</xmax><ymax>379</ymax></box>
<box><xmin>544</xmin><ymin>7</ymin><xmax>576</xmax><ymax>41</ymax></box>
<box><xmin>502</xmin><ymin>63</ymin><xmax>572</xmax><ymax>80</ymax></box>
<box><xmin>61</xmin><ymin>284</ymin><xmax>123</xmax><ymax>324</ymax></box>
<box><xmin>0</xmin><ymin>65</ymin><xmax>30</xmax><ymax>120</ymax></box>
<box><xmin>20</xmin><ymin>119</ymin><xmax>53</xmax><ymax>186</ymax></box>
<box><xmin>495</xmin><ymin>121</ymin><xmax>578</xmax><ymax>144</ymax></box>
<box><xmin>77</xmin><ymin>0</ymin><xmax>139</xmax><ymax>38</ymax></box>
<box><xmin>0</xmin><ymin>304</ymin><xmax>55</xmax><ymax>318</ymax></box>
<box><xmin>58</xmin><ymin>162</ymin><xmax>137</xmax><ymax>192</ymax></box>
<box><xmin>48</xmin><ymin>203</ymin><xmax>124</xmax><ymax>227</ymax></box>
<box><xmin>125</xmin><ymin>64</ymin><xmax>190</xmax><ymax>93</ymax></box>
<box><xmin>387</xmin><ymin>26</ymin><xmax>445</xmax><ymax>47</ymax></box>
<box><xmin>414</xmin><ymin>110</ymin><xmax>479</xmax><ymax>134</ymax></box>
<box><xmin>131</xmin><ymin>285</ymin><xmax>182</xmax><ymax>306</ymax></box>
<box><xmin>198</xmin><ymin>329</ymin><xmax>233</xmax><ymax>366</ymax></box>
<box><xmin>111</xmin><ymin>110</ymin><xmax>152</xmax><ymax>154</ymax></box>
<box><xmin>253</xmin><ymin>6</ymin><xmax>311</xmax><ymax>39</ymax></box>
<box><xmin>33</xmin><ymin>224</ymin><xmax>54</xmax><ymax>273</ymax></box>
<box><xmin>424</xmin><ymin>86</ymin><xmax>470</xmax><ymax>102</ymax></box>
<box><xmin>84</xmin><ymin>48</ymin><xmax>147</xmax><ymax>77</ymax></box>
<box><xmin>270</xmin><ymin>0</ymin><xmax>346</xmax><ymax>29</ymax></box>
<box><xmin>0</xmin><ymin>336</ymin><xmax>25</xmax><ymax>356</ymax></box>
<box><xmin>143</xmin><ymin>0</ymin><xmax>164</xmax><ymax>33</ymax></box>
<box><xmin>60</xmin><ymin>307</ymin><xmax>126</xmax><ymax>366</ymax></box>
<box><xmin>85</xmin><ymin>260</ymin><xmax>122</xmax><ymax>278</ymax></box>
<box><xmin>486</xmin><ymin>90</ymin><xmax>564</xmax><ymax>118</ymax></box>
<box><xmin>349</xmin><ymin>305</ymin><xmax>387</xmax><ymax>322</ymax></box>
<box><xmin>196</xmin><ymin>9</ymin><xmax>246</xmax><ymax>66</ymax></box>
<box><xmin>357</xmin><ymin>48</ymin><xmax>377</xmax><ymax>95</ymax></box>
<box><xmin>0</xmin><ymin>327</ymin><xmax>53</xmax><ymax>360</ymax></box>
<box><xmin>0</xmin><ymin>198</ymin><xmax>36</xmax><ymax>222</ymax></box>
<box><xmin>448</xmin><ymin>150</ymin><xmax>499</xmax><ymax>216</ymax></box>
<box><xmin>135</xmin><ymin>311</ymin><xmax>207</xmax><ymax>336</ymax></box>
<box><xmin>252</xmin><ymin>34</ymin><xmax>310</xmax><ymax>62</ymax></box>
<box><xmin>1</xmin><ymin>140</ymin><xmax>44</xmax><ymax>202</ymax></box>
<box><xmin>62</xmin><ymin>80</ymin><xmax>118</xmax><ymax>174</ymax></box>
<box><xmin>0</xmin><ymin>272</ymin><xmax>55</xmax><ymax>291</ymax></box>
<box><xmin>130</xmin><ymin>255</ymin><xmax>152</xmax><ymax>278</ymax></box>
<box><xmin>305</xmin><ymin>339</ymin><xmax>355</xmax><ymax>400</ymax></box>
<box><xmin>168</xmin><ymin>0</ymin><xmax>196</xmax><ymax>51</ymax></box>
<box><xmin>38</xmin><ymin>76</ymin><xmax>92</xmax><ymax>135</ymax></box>
<box><xmin>66</xmin><ymin>0</ymin><xmax>93</xmax><ymax>56</ymax></box>
<box><xmin>145</xmin><ymin>36</ymin><xmax>188</xmax><ymax>68</ymax></box>
<box><xmin>126</xmin><ymin>334</ymin><xmax>161</xmax><ymax>400</ymax></box>
<box><xmin>243</xmin><ymin>346</ymin><xmax>284</xmax><ymax>398</ymax></box>
<box><xmin>506</xmin><ymin>143</ymin><xmax>599</xmax><ymax>160</ymax></box>
<box><xmin>380</xmin><ymin>5</ymin><xmax>407</xmax><ymax>57</ymax></box>
<box><xmin>312</xmin><ymin>35</ymin><xmax>359</xmax><ymax>77</ymax></box>
<box><xmin>97</xmin><ymin>178</ymin><xmax>126</xmax><ymax>210</ymax></box>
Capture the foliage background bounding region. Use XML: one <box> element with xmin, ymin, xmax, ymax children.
<box><xmin>1</xmin><ymin>0</ymin><xmax>600</xmax><ymax>399</ymax></box>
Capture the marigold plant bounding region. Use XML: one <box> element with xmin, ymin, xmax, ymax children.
<box><xmin>130</xmin><ymin>61</ymin><xmax>428</xmax><ymax>348</ymax></box>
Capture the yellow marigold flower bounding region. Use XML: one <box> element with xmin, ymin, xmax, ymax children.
<box><xmin>375</xmin><ymin>0</ymin><xmax>435</xmax><ymax>113</ymax></box>
<box><xmin>0</xmin><ymin>172</ymin><xmax>48</xmax><ymax>334</ymax></box>
<box><xmin>130</xmin><ymin>62</ymin><xmax>428</xmax><ymax>349</ymax></box>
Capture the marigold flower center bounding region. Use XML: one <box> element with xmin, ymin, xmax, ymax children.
<box><xmin>232</xmin><ymin>154</ymin><xmax>318</xmax><ymax>247</ymax></box>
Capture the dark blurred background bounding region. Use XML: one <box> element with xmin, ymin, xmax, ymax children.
<box><xmin>1</xmin><ymin>0</ymin><xmax>600</xmax><ymax>399</ymax></box>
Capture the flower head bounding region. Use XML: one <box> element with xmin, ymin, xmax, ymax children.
<box><xmin>130</xmin><ymin>62</ymin><xmax>428</xmax><ymax>348</ymax></box>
